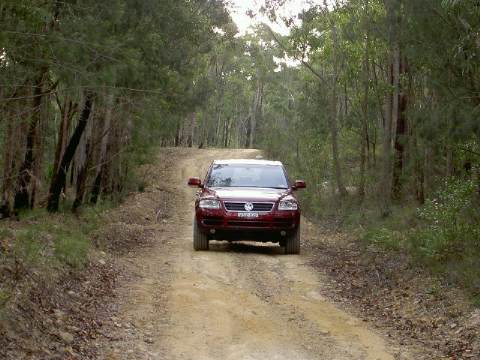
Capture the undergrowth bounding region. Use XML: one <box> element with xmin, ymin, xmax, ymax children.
<box><xmin>311</xmin><ymin>178</ymin><xmax>480</xmax><ymax>306</ymax></box>
<box><xmin>0</xmin><ymin>202</ymin><xmax>113</xmax><ymax>311</ymax></box>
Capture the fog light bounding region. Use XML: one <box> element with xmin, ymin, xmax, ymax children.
<box><xmin>280</xmin><ymin>231</ymin><xmax>286</xmax><ymax>236</ymax></box>
<box><xmin>210</xmin><ymin>229</ymin><xmax>216</xmax><ymax>234</ymax></box>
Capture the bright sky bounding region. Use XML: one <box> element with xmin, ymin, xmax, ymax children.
<box><xmin>228</xmin><ymin>0</ymin><xmax>318</xmax><ymax>36</ymax></box>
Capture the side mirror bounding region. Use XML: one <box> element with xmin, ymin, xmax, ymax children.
<box><xmin>292</xmin><ymin>180</ymin><xmax>306</xmax><ymax>190</ymax></box>
<box><xmin>188</xmin><ymin>177</ymin><xmax>202</xmax><ymax>188</ymax></box>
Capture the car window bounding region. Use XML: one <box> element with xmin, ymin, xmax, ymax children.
<box><xmin>206</xmin><ymin>164</ymin><xmax>289</xmax><ymax>189</ymax></box>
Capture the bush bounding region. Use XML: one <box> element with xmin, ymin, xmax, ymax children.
<box><xmin>325</xmin><ymin>178</ymin><xmax>480</xmax><ymax>300</ymax></box>
<box><xmin>411</xmin><ymin>178</ymin><xmax>480</xmax><ymax>262</ymax></box>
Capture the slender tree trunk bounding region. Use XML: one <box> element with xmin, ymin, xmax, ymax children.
<box><xmin>1</xmin><ymin>115</ymin><xmax>15</xmax><ymax>218</ymax></box>
<box><xmin>72</xmin><ymin>107</ymin><xmax>94</xmax><ymax>212</ymax></box>
<box><xmin>47</xmin><ymin>92</ymin><xmax>94</xmax><ymax>212</ymax></box>
<box><xmin>359</xmin><ymin>138</ymin><xmax>367</xmax><ymax>198</ymax></box>
<box><xmin>53</xmin><ymin>98</ymin><xmax>75</xmax><ymax>177</ymax></box>
<box><xmin>90</xmin><ymin>93</ymin><xmax>113</xmax><ymax>204</ymax></box>
<box><xmin>13</xmin><ymin>70</ymin><xmax>47</xmax><ymax>210</ymax></box>
<box><xmin>245</xmin><ymin>115</ymin><xmax>251</xmax><ymax>148</ymax></box>
<box><xmin>189</xmin><ymin>111</ymin><xmax>195</xmax><ymax>147</ymax></box>
<box><xmin>359</xmin><ymin>0</ymin><xmax>371</xmax><ymax>198</ymax></box>
<box><xmin>413</xmin><ymin>129</ymin><xmax>425</xmax><ymax>204</ymax></box>
<box><xmin>249</xmin><ymin>79</ymin><xmax>262</xmax><ymax>149</ymax></box>
<box><xmin>392</xmin><ymin>57</ymin><xmax>408</xmax><ymax>199</ymax></box>
<box><xmin>72</xmin><ymin>163</ymin><xmax>88</xmax><ymax>211</ymax></box>
<box><xmin>174</xmin><ymin>121</ymin><xmax>181</xmax><ymax>147</ymax></box>
<box><xmin>330</xmin><ymin>23</ymin><xmax>348</xmax><ymax>197</ymax></box>
<box><xmin>30</xmin><ymin>102</ymin><xmax>47</xmax><ymax>209</ymax></box>
<box><xmin>381</xmin><ymin>0</ymin><xmax>400</xmax><ymax>215</ymax></box>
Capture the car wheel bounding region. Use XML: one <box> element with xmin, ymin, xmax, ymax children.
<box><xmin>193</xmin><ymin>217</ymin><xmax>209</xmax><ymax>251</ymax></box>
<box><xmin>285</xmin><ymin>226</ymin><xmax>300</xmax><ymax>254</ymax></box>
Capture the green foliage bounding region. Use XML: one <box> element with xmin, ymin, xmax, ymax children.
<box><xmin>5</xmin><ymin>204</ymin><xmax>107</xmax><ymax>270</ymax></box>
<box><xmin>53</xmin><ymin>233</ymin><xmax>89</xmax><ymax>269</ymax></box>
<box><xmin>361</xmin><ymin>227</ymin><xmax>402</xmax><ymax>251</ymax></box>
<box><xmin>337</xmin><ymin>179</ymin><xmax>480</xmax><ymax>299</ymax></box>
<box><xmin>412</xmin><ymin>179</ymin><xmax>480</xmax><ymax>261</ymax></box>
<box><xmin>13</xmin><ymin>230</ymin><xmax>44</xmax><ymax>266</ymax></box>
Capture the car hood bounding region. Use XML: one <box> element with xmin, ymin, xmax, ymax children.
<box><xmin>205</xmin><ymin>187</ymin><xmax>289</xmax><ymax>202</ymax></box>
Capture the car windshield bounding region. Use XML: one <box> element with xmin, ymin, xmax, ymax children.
<box><xmin>206</xmin><ymin>164</ymin><xmax>289</xmax><ymax>189</ymax></box>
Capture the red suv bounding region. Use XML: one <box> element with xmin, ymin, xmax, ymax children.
<box><xmin>188</xmin><ymin>159</ymin><xmax>305</xmax><ymax>254</ymax></box>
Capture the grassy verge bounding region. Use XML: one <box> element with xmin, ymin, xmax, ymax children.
<box><xmin>0</xmin><ymin>202</ymin><xmax>114</xmax><ymax>314</ymax></box>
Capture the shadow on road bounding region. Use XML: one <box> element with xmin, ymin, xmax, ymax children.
<box><xmin>208</xmin><ymin>241</ymin><xmax>285</xmax><ymax>255</ymax></box>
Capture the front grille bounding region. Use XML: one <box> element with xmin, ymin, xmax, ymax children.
<box><xmin>224</xmin><ymin>202</ymin><xmax>274</xmax><ymax>212</ymax></box>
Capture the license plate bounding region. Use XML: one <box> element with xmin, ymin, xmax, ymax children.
<box><xmin>237</xmin><ymin>212</ymin><xmax>259</xmax><ymax>218</ymax></box>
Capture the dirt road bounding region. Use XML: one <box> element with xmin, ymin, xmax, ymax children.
<box><xmin>99</xmin><ymin>148</ymin><xmax>406</xmax><ymax>360</ymax></box>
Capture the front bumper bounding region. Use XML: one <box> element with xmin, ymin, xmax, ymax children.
<box><xmin>195</xmin><ymin>206</ymin><xmax>300</xmax><ymax>241</ymax></box>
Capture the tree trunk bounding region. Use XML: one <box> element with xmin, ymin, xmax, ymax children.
<box><xmin>90</xmin><ymin>93</ymin><xmax>113</xmax><ymax>204</ymax></box>
<box><xmin>53</xmin><ymin>98</ymin><xmax>75</xmax><ymax>177</ymax></box>
<box><xmin>223</xmin><ymin>118</ymin><xmax>231</xmax><ymax>148</ymax></box>
<box><xmin>413</xmin><ymin>131</ymin><xmax>425</xmax><ymax>204</ymax></box>
<box><xmin>381</xmin><ymin>0</ymin><xmax>400</xmax><ymax>215</ymax></box>
<box><xmin>392</xmin><ymin>57</ymin><xmax>408</xmax><ymax>199</ymax></box>
<box><xmin>188</xmin><ymin>111</ymin><xmax>195</xmax><ymax>147</ymax></box>
<box><xmin>174</xmin><ymin>121</ymin><xmax>181</xmax><ymax>147</ymax></box>
<box><xmin>72</xmin><ymin>106</ymin><xmax>94</xmax><ymax>212</ymax></box>
<box><xmin>245</xmin><ymin>115</ymin><xmax>251</xmax><ymax>148</ymax></box>
<box><xmin>359</xmin><ymin>0</ymin><xmax>371</xmax><ymax>199</ymax></box>
<box><xmin>330</xmin><ymin>23</ymin><xmax>348</xmax><ymax>197</ymax></box>
<box><xmin>47</xmin><ymin>92</ymin><xmax>94</xmax><ymax>212</ymax></box>
<box><xmin>1</xmin><ymin>114</ymin><xmax>15</xmax><ymax>218</ymax></box>
<box><xmin>359</xmin><ymin>138</ymin><xmax>367</xmax><ymax>198</ymax></box>
<box><xmin>249</xmin><ymin>79</ymin><xmax>262</xmax><ymax>149</ymax></box>
<box><xmin>30</xmin><ymin>101</ymin><xmax>47</xmax><ymax>209</ymax></box>
<box><xmin>13</xmin><ymin>70</ymin><xmax>47</xmax><ymax>211</ymax></box>
<box><xmin>72</xmin><ymin>163</ymin><xmax>88</xmax><ymax>212</ymax></box>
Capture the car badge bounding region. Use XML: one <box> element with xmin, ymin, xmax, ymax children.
<box><xmin>244</xmin><ymin>202</ymin><xmax>254</xmax><ymax>212</ymax></box>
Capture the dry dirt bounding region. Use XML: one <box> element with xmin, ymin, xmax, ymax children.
<box><xmin>95</xmin><ymin>148</ymin><xmax>418</xmax><ymax>360</ymax></box>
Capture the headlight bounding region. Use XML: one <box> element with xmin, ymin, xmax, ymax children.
<box><xmin>278</xmin><ymin>199</ymin><xmax>298</xmax><ymax>211</ymax></box>
<box><xmin>199</xmin><ymin>199</ymin><xmax>221</xmax><ymax>209</ymax></box>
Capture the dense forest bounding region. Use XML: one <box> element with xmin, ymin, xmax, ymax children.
<box><xmin>0</xmin><ymin>0</ymin><xmax>231</xmax><ymax>215</ymax></box>
<box><xmin>1</xmin><ymin>0</ymin><xmax>479</xmax><ymax>296</ymax></box>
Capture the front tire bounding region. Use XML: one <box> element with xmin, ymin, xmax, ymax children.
<box><xmin>285</xmin><ymin>226</ymin><xmax>300</xmax><ymax>254</ymax></box>
<box><xmin>193</xmin><ymin>217</ymin><xmax>209</xmax><ymax>251</ymax></box>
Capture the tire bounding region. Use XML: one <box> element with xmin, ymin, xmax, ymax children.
<box><xmin>285</xmin><ymin>225</ymin><xmax>300</xmax><ymax>254</ymax></box>
<box><xmin>193</xmin><ymin>217</ymin><xmax>209</xmax><ymax>251</ymax></box>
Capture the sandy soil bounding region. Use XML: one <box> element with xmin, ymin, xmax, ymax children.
<box><xmin>97</xmin><ymin>148</ymin><xmax>411</xmax><ymax>360</ymax></box>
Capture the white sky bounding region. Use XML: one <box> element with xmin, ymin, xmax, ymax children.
<box><xmin>227</xmin><ymin>0</ymin><xmax>317</xmax><ymax>36</ymax></box>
